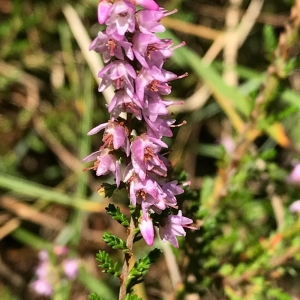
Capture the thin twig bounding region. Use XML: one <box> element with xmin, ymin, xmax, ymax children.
<box><xmin>267</xmin><ymin>185</ymin><xmax>285</xmax><ymax>231</ymax></box>
<box><xmin>0</xmin><ymin>217</ymin><xmax>20</xmax><ymax>240</ymax></box>
<box><xmin>162</xmin><ymin>17</ymin><xmax>221</xmax><ymax>40</ymax></box>
<box><xmin>119</xmin><ymin>217</ymin><xmax>135</xmax><ymax>300</ymax></box>
<box><xmin>0</xmin><ymin>196</ymin><xmax>107</xmax><ymax>245</ymax></box>
<box><xmin>0</xmin><ymin>256</ymin><xmax>25</xmax><ymax>289</ymax></box>
<box><xmin>197</xmin><ymin>4</ymin><xmax>288</xmax><ymax>27</ymax></box>
<box><xmin>223</xmin><ymin>0</ymin><xmax>242</xmax><ymax>86</ymax></box>
<box><xmin>156</xmin><ymin>228</ymin><xmax>182</xmax><ymax>291</ymax></box>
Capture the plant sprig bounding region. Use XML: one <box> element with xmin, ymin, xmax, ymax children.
<box><xmin>126</xmin><ymin>248</ymin><xmax>161</xmax><ymax>292</ymax></box>
<box><xmin>96</xmin><ymin>250</ymin><xmax>121</xmax><ymax>277</ymax></box>
<box><xmin>106</xmin><ymin>204</ymin><xmax>130</xmax><ymax>227</ymax></box>
<box><xmin>102</xmin><ymin>232</ymin><xmax>129</xmax><ymax>253</ymax></box>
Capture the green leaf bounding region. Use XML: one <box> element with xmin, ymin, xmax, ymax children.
<box><xmin>102</xmin><ymin>232</ymin><xmax>129</xmax><ymax>253</ymax></box>
<box><xmin>96</xmin><ymin>250</ymin><xmax>121</xmax><ymax>277</ymax></box>
<box><xmin>267</xmin><ymin>287</ymin><xmax>291</xmax><ymax>300</ymax></box>
<box><xmin>196</xmin><ymin>144</ymin><xmax>225</xmax><ymax>159</ymax></box>
<box><xmin>0</xmin><ymin>173</ymin><xmax>102</xmax><ymax>211</ymax></box>
<box><xmin>263</xmin><ymin>25</ymin><xmax>277</xmax><ymax>61</ymax></box>
<box><xmin>89</xmin><ymin>293</ymin><xmax>102</xmax><ymax>300</ymax></box>
<box><xmin>282</xmin><ymin>89</ymin><xmax>300</xmax><ymax>108</ymax></box>
<box><xmin>124</xmin><ymin>294</ymin><xmax>143</xmax><ymax>300</ymax></box>
<box><xmin>105</xmin><ymin>204</ymin><xmax>129</xmax><ymax>227</ymax></box>
<box><xmin>126</xmin><ymin>248</ymin><xmax>161</xmax><ymax>292</ymax></box>
<box><xmin>98</xmin><ymin>182</ymin><xmax>118</xmax><ymax>198</ymax></box>
<box><xmin>219</xmin><ymin>264</ymin><xmax>234</xmax><ymax>276</ymax></box>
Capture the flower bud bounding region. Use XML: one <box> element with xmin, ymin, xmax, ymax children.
<box><xmin>139</xmin><ymin>214</ymin><xmax>154</xmax><ymax>246</ymax></box>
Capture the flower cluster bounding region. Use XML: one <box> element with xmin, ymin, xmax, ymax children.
<box><xmin>31</xmin><ymin>247</ymin><xmax>79</xmax><ymax>297</ymax></box>
<box><xmin>84</xmin><ymin>0</ymin><xmax>194</xmax><ymax>248</ymax></box>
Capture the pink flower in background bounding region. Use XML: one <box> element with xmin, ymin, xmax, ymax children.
<box><xmin>287</xmin><ymin>164</ymin><xmax>300</xmax><ymax>184</ymax></box>
<box><xmin>220</xmin><ymin>135</ymin><xmax>235</xmax><ymax>154</ymax></box>
<box><xmin>31</xmin><ymin>278</ymin><xmax>53</xmax><ymax>296</ymax></box>
<box><xmin>289</xmin><ymin>200</ymin><xmax>300</xmax><ymax>213</ymax></box>
<box><xmin>31</xmin><ymin>248</ymin><xmax>79</xmax><ymax>296</ymax></box>
<box><xmin>63</xmin><ymin>259</ymin><xmax>79</xmax><ymax>280</ymax></box>
<box><xmin>53</xmin><ymin>245</ymin><xmax>69</xmax><ymax>256</ymax></box>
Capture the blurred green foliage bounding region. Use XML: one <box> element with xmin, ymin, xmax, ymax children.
<box><xmin>1</xmin><ymin>0</ymin><xmax>300</xmax><ymax>299</ymax></box>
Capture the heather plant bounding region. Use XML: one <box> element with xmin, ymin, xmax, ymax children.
<box><xmin>83</xmin><ymin>1</ymin><xmax>195</xmax><ymax>299</ymax></box>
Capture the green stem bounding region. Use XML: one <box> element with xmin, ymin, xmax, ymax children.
<box><xmin>118</xmin><ymin>217</ymin><xmax>135</xmax><ymax>300</ymax></box>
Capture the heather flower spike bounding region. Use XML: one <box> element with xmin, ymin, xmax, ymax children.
<box><xmin>86</xmin><ymin>0</ymin><xmax>194</xmax><ymax>246</ymax></box>
<box><xmin>85</xmin><ymin>0</ymin><xmax>195</xmax><ymax>297</ymax></box>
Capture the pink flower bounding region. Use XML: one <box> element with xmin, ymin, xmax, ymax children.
<box><xmin>108</xmin><ymin>90</ymin><xmax>142</xmax><ymax>119</ymax></box>
<box><xmin>159</xmin><ymin>210</ymin><xmax>195</xmax><ymax>248</ymax></box>
<box><xmin>35</xmin><ymin>261</ymin><xmax>49</xmax><ymax>278</ymax></box>
<box><xmin>82</xmin><ymin>148</ymin><xmax>121</xmax><ymax>186</ymax></box>
<box><xmin>53</xmin><ymin>245</ymin><xmax>69</xmax><ymax>256</ymax></box>
<box><xmin>139</xmin><ymin>213</ymin><xmax>155</xmax><ymax>246</ymax></box>
<box><xmin>98</xmin><ymin>60</ymin><xmax>136</xmax><ymax>98</ymax></box>
<box><xmin>38</xmin><ymin>250</ymin><xmax>49</xmax><ymax>261</ymax></box>
<box><xmin>133</xmin><ymin>33</ymin><xmax>183</xmax><ymax>68</ymax></box>
<box><xmin>289</xmin><ymin>200</ymin><xmax>300</xmax><ymax>213</ymax></box>
<box><xmin>97</xmin><ymin>0</ymin><xmax>112</xmax><ymax>24</ymax></box>
<box><xmin>161</xmin><ymin>181</ymin><xmax>184</xmax><ymax>208</ymax></box>
<box><xmin>106</xmin><ymin>0</ymin><xmax>136</xmax><ymax>37</ymax></box>
<box><xmin>31</xmin><ymin>278</ymin><xmax>53</xmax><ymax>296</ymax></box>
<box><xmin>63</xmin><ymin>259</ymin><xmax>79</xmax><ymax>280</ymax></box>
<box><xmin>125</xmin><ymin>171</ymin><xmax>166</xmax><ymax>212</ymax></box>
<box><xmin>90</xmin><ymin>32</ymin><xmax>134</xmax><ymax>62</ymax></box>
<box><xmin>87</xmin><ymin>120</ymin><xmax>130</xmax><ymax>156</ymax></box>
<box><xmin>131</xmin><ymin>134</ymin><xmax>167</xmax><ymax>180</ymax></box>
<box><xmin>287</xmin><ymin>164</ymin><xmax>300</xmax><ymax>184</ymax></box>
<box><xmin>135</xmin><ymin>66</ymin><xmax>175</xmax><ymax>104</ymax></box>
<box><xmin>131</xmin><ymin>0</ymin><xmax>159</xmax><ymax>10</ymax></box>
<box><xmin>136</xmin><ymin>9</ymin><xmax>166</xmax><ymax>33</ymax></box>
<box><xmin>144</xmin><ymin>115</ymin><xmax>175</xmax><ymax>138</ymax></box>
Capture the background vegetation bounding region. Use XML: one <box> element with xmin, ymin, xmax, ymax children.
<box><xmin>1</xmin><ymin>0</ymin><xmax>300</xmax><ymax>299</ymax></box>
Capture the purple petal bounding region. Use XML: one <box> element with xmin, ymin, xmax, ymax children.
<box><xmin>82</xmin><ymin>150</ymin><xmax>101</xmax><ymax>162</ymax></box>
<box><xmin>88</xmin><ymin>122</ymin><xmax>108</xmax><ymax>135</ymax></box>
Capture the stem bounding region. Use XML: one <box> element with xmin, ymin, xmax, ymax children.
<box><xmin>118</xmin><ymin>217</ymin><xmax>135</xmax><ymax>300</ymax></box>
